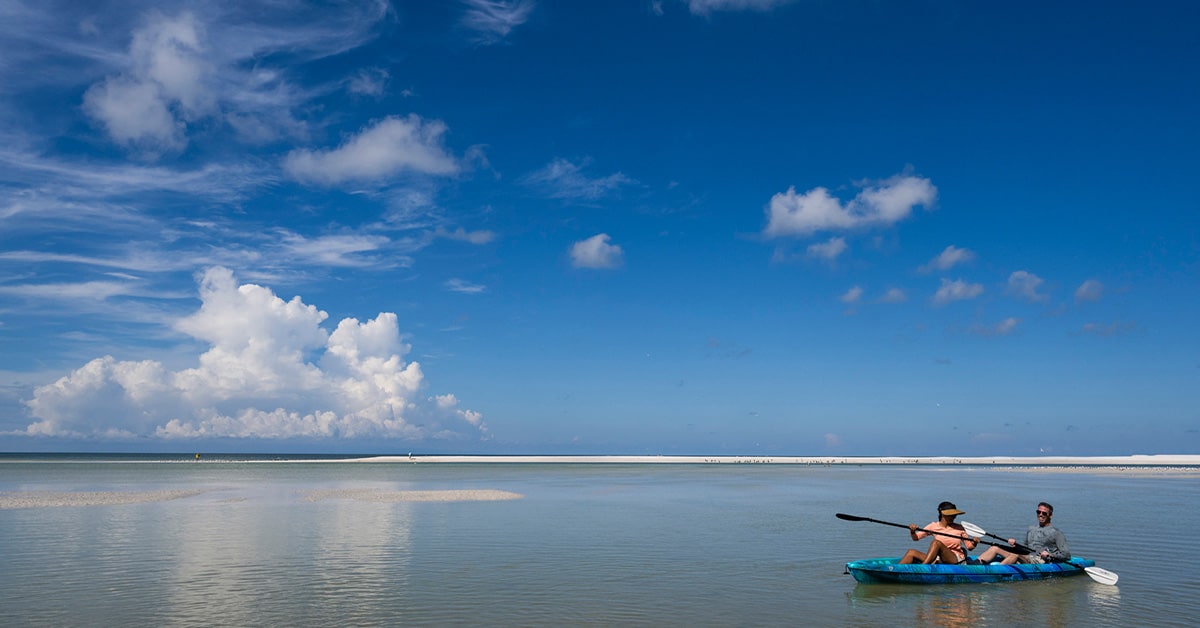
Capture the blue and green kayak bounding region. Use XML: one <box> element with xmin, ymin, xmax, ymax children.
<box><xmin>846</xmin><ymin>557</ymin><xmax>1096</xmax><ymax>584</ymax></box>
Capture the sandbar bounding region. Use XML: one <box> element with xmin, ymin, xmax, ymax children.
<box><xmin>0</xmin><ymin>489</ymin><xmax>209</xmax><ymax>509</ymax></box>
<box><xmin>355</xmin><ymin>454</ymin><xmax>1200</xmax><ymax>468</ymax></box>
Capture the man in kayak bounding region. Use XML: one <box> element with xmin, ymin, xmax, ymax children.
<box><xmin>976</xmin><ymin>501</ymin><xmax>1071</xmax><ymax>565</ymax></box>
<box><xmin>898</xmin><ymin>501</ymin><xmax>979</xmax><ymax>564</ymax></box>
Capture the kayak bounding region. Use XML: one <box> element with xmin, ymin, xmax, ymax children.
<box><xmin>846</xmin><ymin>557</ymin><xmax>1097</xmax><ymax>584</ymax></box>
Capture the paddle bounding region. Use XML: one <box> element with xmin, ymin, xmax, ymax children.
<box><xmin>960</xmin><ymin>521</ymin><xmax>1035</xmax><ymax>553</ymax></box>
<box><xmin>961</xmin><ymin>521</ymin><xmax>1119</xmax><ymax>585</ymax></box>
<box><xmin>835</xmin><ymin>513</ymin><xmax>1025</xmax><ymax>553</ymax></box>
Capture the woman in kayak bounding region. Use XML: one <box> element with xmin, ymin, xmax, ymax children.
<box><xmin>898</xmin><ymin>501</ymin><xmax>980</xmax><ymax>564</ymax></box>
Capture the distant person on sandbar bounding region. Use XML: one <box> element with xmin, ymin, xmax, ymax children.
<box><xmin>898</xmin><ymin>501</ymin><xmax>978</xmax><ymax>564</ymax></box>
<box><xmin>976</xmin><ymin>501</ymin><xmax>1070</xmax><ymax>564</ymax></box>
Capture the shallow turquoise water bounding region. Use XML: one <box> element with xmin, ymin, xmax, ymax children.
<box><xmin>0</xmin><ymin>460</ymin><xmax>1195</xmax><ymax>626</ymax></box>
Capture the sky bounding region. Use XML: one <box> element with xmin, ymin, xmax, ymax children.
<box><xmin>0</xmin><ymin>0</ymin><xmax>1197</xmax><ymax>456</ymax></box>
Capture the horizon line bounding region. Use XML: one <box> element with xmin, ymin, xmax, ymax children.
<box><xmin>352</xmin><ymin>454</ymin><xmax>1200</xmax><ymax>466</ymax></box>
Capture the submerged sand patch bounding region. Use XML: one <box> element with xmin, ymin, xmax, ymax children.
<box><xmin>0</xmin><ymin>489</ymin><xmax>209</xmax><ymax>509</ymax></box>
<box><xmin>304</xmin><ymin>488</ymin><xmax>523</xmax><ymax>503</ymax></box>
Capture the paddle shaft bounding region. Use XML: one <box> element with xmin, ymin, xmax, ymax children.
<box><xmin>835</xmin><ymin>513</ymin><xmax>1018</xmax><ymax>552</ymax></box>
<box><xmin>961</xmin><ymin>522</ymin><xmax>1037</xmax><ymax>554</ymax></box>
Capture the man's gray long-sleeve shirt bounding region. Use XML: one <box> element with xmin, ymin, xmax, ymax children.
<box><xmin>1026</xmin><ymin>524</ymin><xmax>1070</xmax><ymax>561</ymax></box>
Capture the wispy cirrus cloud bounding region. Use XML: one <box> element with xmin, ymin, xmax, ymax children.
<box><xmin>0</xmin><ymin>279</ymin><xmax>150</xmax><ymax>301</ymax></box>
<box><xmin>806</xmin><ymin>236</ymin><xmax>847</xmax><ymax>262</ymax></box>
<box><xmin>346</xmin><ymin>67</ymin><xmax>390</xmax><ymax>97</ymax></box>
<box><xmin>444</xmin><ymin>278</ymin><xmax>486</xmax><ymax>294</ymax></box>
<box><xmin>10</xmin><ymin>2</ymin><xmax>395</xmax><ymax>156</ymax></box>
<box><xmin>522</xmin><ymin>158</ymin><xmax>636</xmax><ymax>202</ymax></box>
<box><xmin>461</xmin><ymin>0</ymin><xmax>536</xmax><ymax>45</ymax></box>
<box><xmin>971</xmin><ymin>317</ymin><xmax>1019</xmax><ymax>336</ymax></box>
<box><xmin>434</xmin><ymin>226</ymin><xmax>496</xmax><ymax>244</ymax></box>
<box><xmin>764</xmin><ymin>173</ymin><xmax>936</xmax><ymax>238</ymax></box>
<box><xmin>0</xmin><ymin>147</ymin><xmax>268</xmax><ymax>220</ymax></box>
<box><xmin>278</xmin><ymin>233</ymin><xmax>395</xmax><ymax>268</ymax></box>
<box><xmin>1081</xmin><ymin>321</ymin><xmax>1135</xmax><ymax>337</ymax></box>
<box><xmin>683</xmin><ymin>0</ymin><xmax>795</xmax><ymax>16</ymax></box>
<box><xmin>919</xmin><ymin>245</ymin><xmax>975</xmax><ymax>273</ymax></box>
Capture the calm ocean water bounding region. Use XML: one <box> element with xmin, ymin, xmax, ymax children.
<box><xmin>1</xmin><ymin>455</ymin><xmax>1196</xmax><ymax>627</ymax></box>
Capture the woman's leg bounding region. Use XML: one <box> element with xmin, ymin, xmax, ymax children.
<box><xmin>898</xmin><ymin>548</ymin><xmax>927</xmax><ymax>564</ymax></box>
<box><xmin>922</xmin><ymin>540</ymin><xmax>944</xmax><ymax>564</ymax></box>
<box><xmin>922</xmin><ymin>539</ymin><xmax>962</xmax><ymax>564</ymax></box>
<box><xmin>977</xmin><ymin>546</ymin><xmax>1015</xmax><ymax>564</ymax></box>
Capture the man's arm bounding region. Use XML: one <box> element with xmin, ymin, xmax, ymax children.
<box><xmin>1047</xmin><ymin>529</ymin><xmax>1070</xmax><ymax>561</ymax></box>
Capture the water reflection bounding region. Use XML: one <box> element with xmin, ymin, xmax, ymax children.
<box><xmin>160</xmin><ymin>485</ymin><xmax>414</xmax><ymax>623</ymax></box>
<box><xmin>847</xmin><ymin>578</ymin><xmax>1093</xmax><ymax>628</ymax></box>
<box><xmin>1085</xmin><ymin>581</ymin><xmax>1122</xmax><ymax>619</ymax></box>
<box><xmin>848</xmin><ymin>585</ymin><xmax>990</xmax><ymax>627</ymax></box>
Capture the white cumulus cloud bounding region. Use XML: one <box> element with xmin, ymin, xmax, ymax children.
<box><xmin>1075</xmin><ymin>279</ymin><xmax>1104</xmax><ymax>302</ymax></box>
<box><xmin>83</xmin><ymin>12</ymin><xmax>214</xmax><ymax>155</ymax></box>
<box><xmin>840</xmin><ymin>285</ymin><xmax>863</xmax><ymax>304</ymax></box>
<box><xmin>19</xmin><ymin>267</ymin><xmax>485</xmax><ymax>442</ymax></box>
<box><xmin>570</xmin><ymin>233</ymin><xmax>624</xmax><ymax>269</ymax></box>
<box><xmin>284</xmin><ymin>115</ymin><xmax>460</xmax><ymax>185</ymax></box>
<box><xmin>932</xmin><ymin>278</ymin><xmax>984</xmax><ymax>306</ymax></box>
<box><xmin>764</xmin><ymin>174</ymin><xmax>936</xmax><ymax>238</ymax></box>
<box><xmin>1007</xmin><ymin>270</ymin><xmax>1047</xmax><ymax>302</ymax></box>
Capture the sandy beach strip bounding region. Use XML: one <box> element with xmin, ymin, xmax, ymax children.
<box><xmin>0</xmin><ymin>489</ymin><xmax>210</xmax><ymax>509</ymax></box>
<box><xmin>352</xmin><ymin>454</ymin><xmax>1200</xmax><ymax>469</ymax></box>
<box><xmin>304</xmin><ymin>488</ymin><xmax>523</xmax><ymax>502</ymax></box>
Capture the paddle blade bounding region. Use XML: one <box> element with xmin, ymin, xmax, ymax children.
<box><xmin>1085</xmin><ymin>566</ymin><xmax>1119</xmax><ymax>586</ymax></box>
<box><xmin>961</xmin><ymin>521</ymin><xmax>1033</xmax><ymax>554</ymax></box>
<box><xmin>835</xmin><ymin>513</ymin><xmax>867</xmax><ymax>521</ymax></box>
<box><xmin>961</xmin><ymin>521</ymin><xmax>986</xmax><ymax>537</ymax></box>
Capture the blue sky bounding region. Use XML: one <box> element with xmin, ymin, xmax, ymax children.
<box><xmin>0</xmin><ymin>0</ymin><xmax>1196</xmax><ymax>455</ymax></box>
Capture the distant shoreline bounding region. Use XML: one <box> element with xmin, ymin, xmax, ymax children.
<box><xmin>353</xmin><ymin>454</ymin><xmax>1200</xmax><ymax>468</ymax></box>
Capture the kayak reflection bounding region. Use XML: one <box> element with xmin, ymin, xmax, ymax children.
<box><xmin>847</xmin><ymin>578</ymin><xmax>1087</xmax><ymax>627</ymax></box>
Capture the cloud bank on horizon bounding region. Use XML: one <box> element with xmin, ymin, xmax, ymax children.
<box><xmin>0</xmin><ymin>0</ymin><xmax>1195</xmax><ymax>454</ymax></box>
<box><xmin>19</xmin><ymin>268</ymin><xmax>484</xmax><ymax>443</ymax></box>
